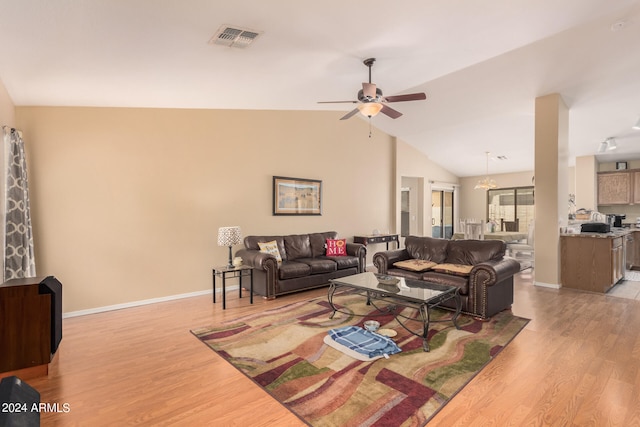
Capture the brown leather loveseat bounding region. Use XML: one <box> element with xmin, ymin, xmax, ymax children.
<box><xmin>373</xmin><ymin>235</ymin><xmax>520</xmax><ymax>319</ymax></box>
<box><xmin>236</xmin><ymin>231</ymin><xmax>366</xmax><ymax>299</ymax></box>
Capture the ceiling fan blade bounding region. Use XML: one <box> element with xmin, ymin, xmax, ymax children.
<box><xmin>318</xmin><ymin>100</ymin><xmax>358</xmax><ymax>104</ymax></box>
<box><xmin>340</xmin><ymin>108</ymin><xmax>360</xmax><ymax>120</ymax></box>
<box><xmin>362</xmin><ymin>83</ymin><xmax>377</xmax><ymax>98</ymax></box>
<box><xmin>383</xmin><ymin>92</ymin><xmax>427</xmax><ymax>103</ymax></box>
<box><xmin>380</xmin><ymin>104</ymin><xmax>403</xmax><ymax>119</ymax></box>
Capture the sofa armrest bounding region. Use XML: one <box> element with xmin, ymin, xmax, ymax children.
<box><xmin>236</xmin><ymin>248</ymin><xmax>279</xmax><ymax>298</ymax></box>
<box><xmin>346</xmin><ymin>243</ymin><xmax>367</xmax><ymax>273</ymax></box>
<box><xmin>372</xmin><ymin>249</ymin><xmax>411</xmax><ymax>274</ymax></box>
<box><xmin>470</xmin><ymin>258</ymin><xmax>520</xmax><ymax>286</ymax></box>
<box><xmin>468</xmin><ymin>257</ymin><xmax>520</xmax><ymax>318</ymax></box>
<box><xmin>236</xmin><ymin>249</ymin><xmax>278</xmax><ymax>271</ymax></box>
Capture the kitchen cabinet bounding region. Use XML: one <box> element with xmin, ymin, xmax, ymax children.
<box><xmin>561</xmin><ymin>234</ymin><xmax>625</xmax><ymax>292</ymax></box>
<box><xmin>628</xmin><ymin>231</ymin><xmax>636</xmax><ymax>270</ymax></box>
<box><xmin>597</xmin><ymin>170</ymin><xmax>640</xmax><ymax>205</ymax></box>
<box><xmin>632</xmin><ymin>230</ymin><xmax>640</xmax><ymax>270</ymax></box>
<box><xmin>633</xmin><ymin>172</ymin><xmax>640</xmax><ymax>204</ymax></box>
<box><xmin>598</xmin><ymin>171</ymin><xmax>632</xmax><ymax>205</ymax></box>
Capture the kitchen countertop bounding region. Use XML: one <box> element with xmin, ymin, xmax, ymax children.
<box><xmin>561</xmin><ymin>228</ymin><xmax>633</xmax><ymax>238</ymax></box>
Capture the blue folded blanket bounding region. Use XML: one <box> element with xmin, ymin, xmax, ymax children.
<box><xmin>328</xmin><ymin>326</ymin><xmax>402</xmax><ymax>358</ymax></box>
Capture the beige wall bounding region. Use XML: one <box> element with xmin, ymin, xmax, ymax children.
<box><xmin>16</xmin><ymin>107</ymin><xmax>402</xmax><ymax>312</ymax></box>
<box><xmin>458</xmin><ymin>170</ymin><xmax>534</xmax><ymax>224</ymax></box>
<box><xmin>0</xmin><ymin>78</ymin><xmax>14</xmax><ymax>127</ymax></box>
<box><xmin>534</xmin><ymin>93</ymin><xmax>569</xmax><ymax>288</ymax></box>
<box><xmin>394</xmin><ymin>139</ymin><xmax>459</xmax><ymax>239</ymax></box>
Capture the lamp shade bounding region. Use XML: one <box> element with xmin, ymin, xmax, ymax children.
<box><xmin>217</xmin><ymin>226</ymin><xmax>242</xmax><ymax>247</ymax></box>
<box><xmin>358</xmin><ymin>102</ymin><xmax>383</xmax><ymax>117</ymax></box>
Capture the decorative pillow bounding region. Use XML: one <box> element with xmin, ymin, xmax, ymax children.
<box><xmin>326</xmin><ymin>238</ymin><xmax>347</xmax><ymax>256</ymax></box>
<box><xmin>258</xmin><ymin>240</ymin><xmax>282</xmax><ymax>264</ymax></box>
<box><xmin>431</xmin><ymin>263</ymin><xmax>474</xmax><ymax>277</ymax></box>
<box><xmin>393</xmin><ymin>259</ymin><xmax>437</xmax><ymax>272</ymax></box>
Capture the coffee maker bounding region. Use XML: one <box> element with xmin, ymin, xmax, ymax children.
<box><xmin>613</xmin><ymin>214</ymin><xmax>626</xmax><ymax>228</ymax></box>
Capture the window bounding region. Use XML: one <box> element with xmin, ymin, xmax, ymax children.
<box><xmin>487</xmin><ymin>187</ymin><xmax>534</xmax><ymax>232</ymax></box>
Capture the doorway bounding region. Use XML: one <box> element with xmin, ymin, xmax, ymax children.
<box><xmin>432</xmin><ymin>190</ymin><xmax>454</xmax><ymax>239</ymax></box>
<box><xmin>400</xmin><ymin>177</ymin><xmax>423</xmax><ymax>241</ymax></box>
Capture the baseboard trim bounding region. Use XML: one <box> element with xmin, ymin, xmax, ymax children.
<box><xmin>534</xmin><ymin>281</ymin><xmax>561</xmax><ymax>289</ymax></box>
<box><xmin>63</xmin><ymin>287</ymin><xmax>230</xmax><ymax>318</ymax></box>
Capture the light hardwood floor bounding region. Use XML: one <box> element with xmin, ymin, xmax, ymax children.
<box><xmin>24</xmin><ymin>269</ymin><xmax>640</xmax><ymax>426</ymax></box>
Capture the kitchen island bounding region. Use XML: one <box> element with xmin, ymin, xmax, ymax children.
<box><xmin>560</xmin><ymin>230</ymin><xmax>631</xmax><ymax>293</ymax></box>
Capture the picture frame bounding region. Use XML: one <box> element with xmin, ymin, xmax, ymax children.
<box><xmin>273</xmin><ymin>176</ymin><xmax>322</xmax><ymax>216</ymax></box>
<box><xmin>616</xmin><ymin>161</ymin><xmax>628</xmax><ymax>170</ymax></box>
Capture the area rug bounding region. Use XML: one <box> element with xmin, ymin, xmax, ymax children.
<box><xmin>192</xmin><ymin>291</ymin><xmax>529</xmax><ymax>426</ymax></box>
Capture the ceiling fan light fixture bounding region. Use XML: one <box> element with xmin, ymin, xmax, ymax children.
<box><xmin>358</xmin><ymin>102</ymin><xmax>383</xmax><ymax>117</ymax></box>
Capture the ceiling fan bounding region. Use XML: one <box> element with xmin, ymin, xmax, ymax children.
<box><xmin>318</xmin><ymin>58</ymin><xmax>427</xmax><ymax>120</ymax></box>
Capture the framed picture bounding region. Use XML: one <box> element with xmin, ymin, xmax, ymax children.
<box><xmin>273</xmin><ymin>176</ymin><xmax>322</xmax><ymax>216</ymax></box>
<box><xmin>616</xmin><ymin>161</ymin><xmax>628</xmax><ymax>170</ymax></box>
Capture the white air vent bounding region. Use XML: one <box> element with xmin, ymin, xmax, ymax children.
<box><xmin>209</xmin><ymin>25</ymin><xmax>262</xmax><ymax>48</ymax></box>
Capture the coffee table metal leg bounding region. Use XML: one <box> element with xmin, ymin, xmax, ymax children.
<box><xmin>239</xmin><ymin>271</ymin><xmax>243</xmax><ymax>299</ymax></box>
<box><xmin>452</xmin><ymin>291</ymin><xmax>461</xmax><ymax>329</ymax></box>
<box><xmin>420</xmin><ymin>303</ymin><xmax>430</xmax><ymax>352</ymax></box>
<box><xmin>328</xmin><ymin>282</ymin><xmax>338</xmax><ymax>319</ymax></box>
<box><xmin>212</xmin><ymin>270</ymin><xmax>216</xmax><ymax>303</ymax></box>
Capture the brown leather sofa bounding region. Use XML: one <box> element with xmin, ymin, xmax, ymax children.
<box><xmin>236</xmin><ymin>232</ymin><xmax>366</xmax><ymax>299</ymax></box>
<box><xmin>373</xmin><ymin>235</ymin><xmax>520</xmax><ymax>319</ymax></box>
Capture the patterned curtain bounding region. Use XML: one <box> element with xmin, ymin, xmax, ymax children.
<box><xmin>2</xmin><ymin>127</ymin><xmax>36</xmax><ymax>280</ymax></box>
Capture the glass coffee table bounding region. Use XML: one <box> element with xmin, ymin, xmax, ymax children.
<box><xmin>328</xmin><ymin>272</ymin><xmax>461</xmax><ymax>351</ymax></box>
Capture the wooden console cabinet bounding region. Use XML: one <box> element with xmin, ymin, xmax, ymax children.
<box><xmin>0</xmin><ymin>276</ymin><xmax>62</xmax><ymax>376</ymax></box>
<box><xmin>561</xmin><ymin>235</ymin><xmax>624</xmax><ymax>293</ymax></box>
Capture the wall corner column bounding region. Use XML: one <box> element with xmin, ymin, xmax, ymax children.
<box><xmin>534</xmin><ymin>93</ymin><xmax>569</xmax><ymax>288</ymax></box>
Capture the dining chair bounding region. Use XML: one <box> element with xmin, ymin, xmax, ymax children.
<box><xmin>501</xmin><ymin>218</ymin><xmax>519</xmax><ymax>232</ymax></box>
<box><xmin>463</xmin><ymin>220</ymin><xmax>485</xmax><ymax>240</ymax></box>
<box><xmin>507</xmin><ymin>222</ymin><xmax>534</xmax><ymax>265</ymax></box>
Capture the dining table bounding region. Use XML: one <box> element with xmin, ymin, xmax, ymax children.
<box><xmin>451</xmin><ymin>231</ymin><xmax>527</xmax><ymax>243</ymax></box>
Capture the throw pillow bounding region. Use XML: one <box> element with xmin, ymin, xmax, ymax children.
<box><xmin>431</xmin><ymin>263</ymin><xmax>474</xmax><ymax>277</ymax></box>
<box><xmin>393</xmin><ymin>259</ymin><xmax>437</xmax><ymax>272</ymax></box>
<box><xmin>326</xmin><ymin>238</ymin><xmax>347</xmax><ymax>256</ymax></box>
<box><xmin>258</xmin><ymin>240</ymin><xmax>282</xmax><ymax>264</ymax></box>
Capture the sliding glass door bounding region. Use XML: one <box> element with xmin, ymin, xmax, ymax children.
<box><xmin>432</xmin><ymin>190</ymin><xmax>454</xmax><ymax>239</ymax></box>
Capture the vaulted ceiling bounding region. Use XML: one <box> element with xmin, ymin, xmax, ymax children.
<box><xmin>1</xmin><ymin>0</ymin><xmax>639</xmax><ymax>176</ymax></box>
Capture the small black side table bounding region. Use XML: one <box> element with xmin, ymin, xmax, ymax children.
<box><xmin>212</xmin><ymin>265</ymin><xmax>254</xmax><ymax>309</ymax></box>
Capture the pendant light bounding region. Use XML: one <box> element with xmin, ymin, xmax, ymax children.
<box><xmin>474</xmin><ymin>152</ymin><xmax>497</xmax><ymax>190</ymax></box>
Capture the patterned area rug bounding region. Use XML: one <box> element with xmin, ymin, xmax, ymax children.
<box><xmin>192</xmin><ymin>291</ymin><xmax>529</xmax><ymax>426</ymax></box>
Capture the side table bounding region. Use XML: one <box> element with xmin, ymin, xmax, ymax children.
<box><xmin>212</xmin><ymin>265</ymin><xmax>254</xmax><ymax>309</ymax></box>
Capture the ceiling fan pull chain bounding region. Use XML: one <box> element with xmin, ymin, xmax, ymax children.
<box><xmin>369</xmin><ymin>118</ymin><xmax>373</xmax><ymax>138</ymax></box>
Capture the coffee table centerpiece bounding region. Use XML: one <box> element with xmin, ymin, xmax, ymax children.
<box><xmin>328</xmin><ymin>272</ymin><xmax>461</xmax><ymax>351</ymax></box>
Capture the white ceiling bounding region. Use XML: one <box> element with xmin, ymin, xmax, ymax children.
<box><xmin>1</xmin><ymin>0</ymin><xmax>639</xmax><ymax>177</ymax></box>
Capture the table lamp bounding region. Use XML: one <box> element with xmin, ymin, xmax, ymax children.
<box><xmin>217</xmin><ymin>226</ymin><xmax>242</xmax><ymax>268</ymax></box>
